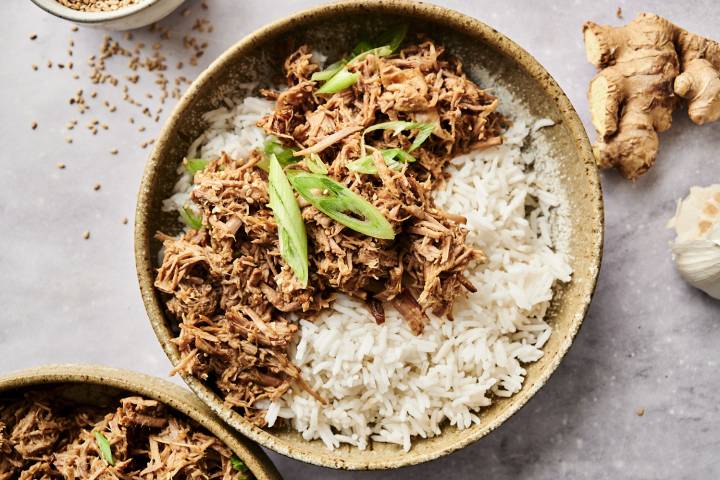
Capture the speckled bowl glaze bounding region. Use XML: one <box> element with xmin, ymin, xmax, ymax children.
<box><xmin>135</xmin><ymin>0</ymin><xmax>603</xmax><ymax>470</ymax></box>
<box><xmin>0</xmin><ymin>365</ymin><xmax>281</xmax><ymax>480</ymax></box>
<box><xmin>28</xmin><ymin>0</ymin><xmax>186</xmax><ymax>31</ymax></box>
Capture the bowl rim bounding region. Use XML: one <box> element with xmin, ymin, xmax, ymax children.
<box><xmin>28</xmin><ymin>0</ymin><xmax>163</xmax><ymax>23</ymax></box>
<box><xmin>135</xmin><ymin>0</ymin><xmax>603</xmax><ymax>470</ymax></box>
<box><xmin>0</xmin><ymin>364</ymin><xmax>282</xmax><ymax>480</ymax></box>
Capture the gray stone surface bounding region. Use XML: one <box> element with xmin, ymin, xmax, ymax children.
<box><xmin>2</xmin><ymin>0</ymin><xmax>719</xmax><ymax>478</ymax></box>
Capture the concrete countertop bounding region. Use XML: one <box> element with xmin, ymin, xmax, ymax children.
<box><xmin>2</xmin><ymin>0</ymin><xmax>719</xmax><ymax>478</ymax></box>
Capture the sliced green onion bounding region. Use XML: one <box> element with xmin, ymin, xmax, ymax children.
<box><xmin>230</xmin><ymin>455</ymin><xmax>249</xmax><ymax>472</ymax></box>
<box><xmin>268</xmin><ymin>155</ymin><xmax>308</xmax><ymax>287</ymax></box>
<box><xmin>257</xmin><ymin>136</ymin><xmax>297</xmax><ymax>173</ymax></box>
<box><xmin>347</xmin><ymin>148</ymin><xmax>415</xmax><ymax>174</ymax></box>
<box><xmin>314</xmin><ymin>25</ymin><xmax>407</xmax><ymax>95</ymax></box>
<box><xmin>185</xmin><ymin>158</ymin><xmax>209</xmax><ymax>175</ymax></box>
<box><xmin>179</xmin><ymin>206</ymin><xmax>202</xmax><ymax>230</ymax></box>
<box><xmin>361</xmin><ymin>121</ymin><xmax>436</xmax><ymax>155</ymax></box>
<box><xmin>94</xmin><ymin>431</ymin><xmax>114</xmax><ymax>466</ymax></box>
<box><xmin>287</xmin><ymin>171</ymin><xmax>395</xmax><ymax>240</ymax></box>
<box><xmin>311</xmin><ymin>59</ymin><xmax>348</xmax><ymax>82</ymax></box>
<box><xmin>351</xmin><ymin>39</ymin><xmax>373</xmax><ymax>57</ymax></box>
<box><xmin>316</xmin><ymin>68</ymin><xmax>360</xmax><ymax>95</ymax></box>
<box><xmin>408</xmin><ymin>123</ymin><xmax>435</xmax><ymax>152</ymax></box>
<box><xmin>346</xmin><ymin>45</ymin><xmax>393</xmax><ymax>66</ymax></box>
<box><xmin>373</xmin><ymin>24</ymin><xmax>409</xmax><ymax>52</ymax></box>
<box><xmin>304</xmin><ymin>153</ymin><xmax>328</xmax><ymax>174</ymax></box>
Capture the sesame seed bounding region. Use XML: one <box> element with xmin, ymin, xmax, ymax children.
<box><xmin>57</xmin><ymin>162</ymin><xmax>66</xmax><ymax>169</ymax></box>
<box><xmin>65</xmin><ymin>136</ymin><xmax>73</xmax><ymax>144</ymax></box>
<box><xmin>110</xmin><ymin>148</ymin><xmax>118</xmax><ymax>155</ymax></box>
<box><xmin>82</xmin><ymin>230</ymin><xmax>90</xmax><ymax>240</ymax></box>
<box><xmin>32</xmin><ymin>64</ymin><xmax>38</xmax><ymax>71</ymax></box>
<box><xmin>30</xmin><ymin>34</ymin><xmax>37</xmax><ymax>40</ymax></box>
<box><xmin>94</xmin><ymin>183</ymin><xmax>101</xmax><ymax>191</ymax></box>
<box><xmin>31</xmin><ymin>121</ymin><xmax>38</xmax><ymax>130</ymax></box>
<box><xmin>122</xmin><ymin>217</ymin><xmax>129</xmax><ymax>224</ymax></box>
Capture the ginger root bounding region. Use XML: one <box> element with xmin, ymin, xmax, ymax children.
<box><xmin>583</xmin><ymin>13</ymin><xmax>720</xmax><ymax>180</ymax></box>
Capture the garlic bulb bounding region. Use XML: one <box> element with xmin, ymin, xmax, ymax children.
<box><xmin>667</xmin><ymin>184</ymin><xmax>720</xmax><ymax>299</ymax></box>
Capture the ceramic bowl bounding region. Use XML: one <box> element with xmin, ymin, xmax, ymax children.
<box><xmin>0</xmin><ymin>364</ymin><xmax>281</xmax><ymax>480</ymax></box>
<box><xmin>135</xmin><ymin>0</ymin><xmax>603</xmax><ymax>469</ymax></box>
<box><xmin>28</xmin><ymin>0</ymin><xmax>186</xmax><ymax>30</ymax></box>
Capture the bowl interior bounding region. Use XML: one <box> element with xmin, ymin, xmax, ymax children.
<box><xmin>0</xmin><ymin>365</ymin><xmax>281</xmax><ymax>480</ymax></box>
<box><xmin>136</xmin><ymin>1</ymin><xmax>602</xmax><ymax>469</ymax></box>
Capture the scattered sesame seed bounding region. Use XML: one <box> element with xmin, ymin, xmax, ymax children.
<box><xmin>636</xmin><ymin>408</ymin><xmax>645</xmax><ymax>417</ymax></box>
<box><xmin>31</xmin><ymin>121</ymin><xmax>38</xmax><ymax>130</ymax></box>
<box><xmin>122</xmin><ymin>217</ymin><xmax>129</xmax><ymax>225</ymax></box>
<box><xmin>57</xmin><ymin>162</ymin><xmax>66</xmax><ymax>169</ymax></box>
<box><xmin>110</xmin><ymin>148</ymin><xmax>119</xmax><ymax>155</ymax></box>
<box><xmin>82</xmin><ymin>230</ymin><xmax>90</xmax><ymax>240</ymax></box>
<box><xmin>72</xmin><ymin>26</ymin><xmax>79</xmax><ymax>32</ymax></box>
<box><xmin>94</xmin><ymin>183</ymin><xmax>101</xmax><ymax>191</ymax></box>
<box><xmin>65</xmin><ymin>136</ymin><xmax>73</xmax><ymax>144</ymax></box>
<box><xmin>30</xmin><ymin>34</ymin><xmax>37</xmax><ymax>40</ymax></box>
<box><xmin>32</xmin><ymin>64</ymin><xmax>38</xmax><ymax>71</ymax></box>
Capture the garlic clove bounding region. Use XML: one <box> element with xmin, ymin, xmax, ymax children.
<box><xmin>668</xmin><ymin>184</ymin><xmax>720</xmax><ymax>242</ymax></box>
<box><xmin>669</xmin><ymin>185</ymin><xmax>720</xmax><ymax>300</ymax></box>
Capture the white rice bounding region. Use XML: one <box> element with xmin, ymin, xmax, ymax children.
<box><xmin>164</xmin><ymin>76</ymin><xmax>572</xmax><ymax>451</ymax></box>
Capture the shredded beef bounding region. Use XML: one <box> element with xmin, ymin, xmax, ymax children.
<box><xmin>0</xmin><ymin>390</ymin><xmax>251</xmax><ymax>479</ymax></box>
<box><xmin>155</xmin><ymin>35</ymin><xmax>502</xmax><ymax>424</ymax></box>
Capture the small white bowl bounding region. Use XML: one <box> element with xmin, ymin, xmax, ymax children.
<box><xmin>29</xmin><ymin>0</ymin><xmax>186</xmax><ymax>31</ymax></box>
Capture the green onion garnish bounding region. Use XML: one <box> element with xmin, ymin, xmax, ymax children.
<box><xmin>351</xmin><ymin>39</ymin><xmax>373</xmax><ymax>57</ymax></box>
<box><xmin>316</xmin><ymin>68</ymin><xmax>360</xmax><ymax>94</ymax></box>
<box><xmin>287</xmin><ymin>171</ymin><xmax>395</xmax><ymax>240</ymax></box>
<box><xmin>346</xmin><ymin>45</ymin><xmax>393</xmax><ymax>65</ymax></box>
<box><xmin>268</xmin><ymin>155</ymin><xmax>309</xmax><ymax>287</ymax></box>
<box><xmin>311</xmin><ymin>59</ymin><xmax>348</xmax><ymax>82</ymax></box>
<box><xmin>185</xmin><ymin>158</ymin><xmax>209</xmax><ymax>176</ymax></box>
<box><xmin>230</xmin><ymin>455</ymin><xmax>249</xmax><ymax>472</ymax></box>
<box><xmin>314</xmin><ymin>24</ymin><xmax>408</xmax><ymax>94</ymax></box>
<box><xmin>361</xmin><ymin>121</ymin><xmax>435</xmax><ymax>156</ymax></box>
<box><xmin>373</xmin><ymin>23</ymin><xmax>409</xmax><ymax>53</ymax></box>
<box><xmin>179</xmin><ymin>206</ymin><xmax>202</xmax><ymax>230</ymax></box>
<box><xmin>347</xmin><ymin>148</ymin><xmax>415</xmax><ymax>174</ymax></box>
<box><xmin>304</xmin><ymin>153</ymin><xmax>328</xmax><ymax>174</ymax></box>
<box><xmin>258</xmin><ymin>136</ymin><xmax>297</xmax><ymax>172</ymax></box>
<box><xmin>94</xmin><ymin>431</ymin><xmax>114</xmax><ymax>466</ymax></box>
